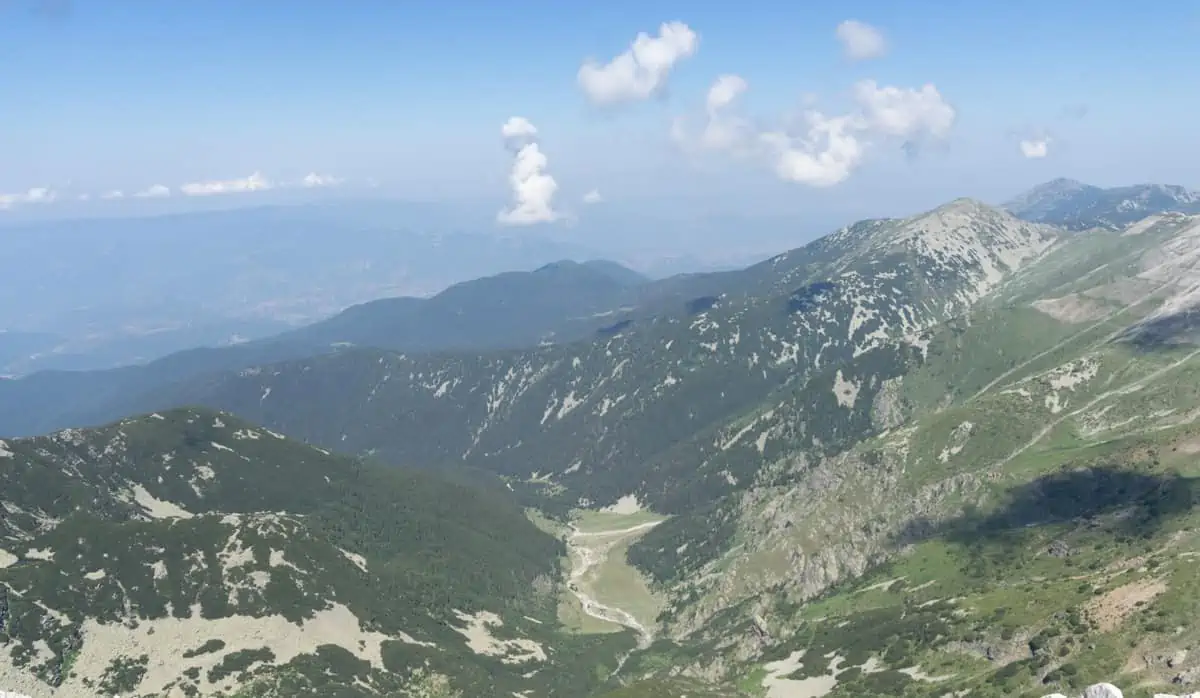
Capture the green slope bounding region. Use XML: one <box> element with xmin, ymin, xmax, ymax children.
<box><xmin>0</xmin><ymin>408</ymin><xmax>635</xmax><ymax>697</ymax></box>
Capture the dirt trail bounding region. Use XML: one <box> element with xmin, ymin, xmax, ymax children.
<box><xmin>971</xmin><ymin>275</ymin><xmax>1180</xmax><ymax>402</ymax></box>
<box><xmin>994</xmin><ymin>347</ymin><xmax>1200</xmax><ymax>469</ymax></box>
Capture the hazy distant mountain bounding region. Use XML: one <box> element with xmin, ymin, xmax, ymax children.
<box><xmin>0</xmin><ymin>258</ymin><xmax>726</xmax><ymax>436</ymax></box>
<box><xmin>1006</xmin><ymin>177</ymin><xmax>1200</xmax><ymax>230</ymax></box>
<box><xmin>0</xmin><ymin>201</ymin><xmax>608</xmax><ymax>372</ymax></box>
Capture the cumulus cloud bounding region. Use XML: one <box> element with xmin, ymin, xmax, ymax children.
<box><xmin>300</xmin><ymin>172</ymin><xmax>342</xmax><ymax>188</ymax></box>
<box><xmin>0</xmin><ymin>187</ymin><xmax>57</xmax><ymax>210</ymax></box>
<box><xmin>578</xmin><ymin>21</ymin><xmax>699</xmax><ymax>105</ymax></box>
<box><xmin>853</xmin><ymin>80</ymin><xmax>956</xmax><ymax>141</ymax></box>
<box><xmin>1020</xmin><ymin>137</ymin><xmax>1051</xmax><ymax>158</ymax></box>
<box><xmin>675</xmin><ymin>75</ymin><xmax>956</xmax><ymax>187</ymax></box>
<box><xmin>133</xmin><ymin>184</ymin><xmax>171</xmax><ymax>198</ymax></box>
<box><xmin>770</xmin><ymin>81</ymin><xmax>954</xmax><ymax>185</ymax></box>
<box><xmin>100</xmin><ymin>190</ymin><xmax>125</xmax><ymax>200</ymax></box>
<box><xmin>700</xmin><ymin>74</ymin><xmax>754</xmax><ymax>151</ymax></box>
<box><xmin>761</xmin><ymin>114</ymin><xmax>866</xmax><ymax>187</ymax></box>
<box><xmin>671</xmin><ymin>74</ymin><xmax>758</xmax><ymax>156</ymax></box>
<box><xmin>501</xmin><ymin>116</ymin><xmax>538</xmax><ymax>148</ymax></box>
<box><xmin>181</xmin><ymin>172</ymin><xmax>272</xmax><ymax>196</ymax></box>
<box><xmin>836</xmin><ymin>20</ymin><xmax>886</xmax><ymax>61</ymax></box>
<box><xmin>497</xmin><ymin>117</ymin><xmax>560</xmax><ymax>226</ymax></box>
<box><xmin>582</xmin><ymin>189</ymin><xmax>603</xmax><ymax>204</ymax></box>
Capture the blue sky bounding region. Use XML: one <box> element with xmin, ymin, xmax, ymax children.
<box><xmin>2</xmin><ymin>0</ymin><xmax>1199</xmax><ymax>226</ymax></box>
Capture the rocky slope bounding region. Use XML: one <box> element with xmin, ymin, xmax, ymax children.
<box><xmin>613</xmin><ymin>211</ymin><xmax>1200</xmax><ymax>697</ymax></box>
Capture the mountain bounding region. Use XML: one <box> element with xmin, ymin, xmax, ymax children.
<box><xmin>0</xmin><ymin>408</ymin><xmax>637</xmax><ymax>697</ymax></box>
<box><xmin>72</xmin><ymin>200</ymin><xmax>1200</xmax><ymax>697</ymax></box>
<box><xmin>274</xmin><ymin>258</ymin><xmax>650</xmax><ymax>353</ymax></box>
<box><xmin>0</xmin><ymin>259</ymin><xmax>692</xmax><ymax>437</ymax></box>
<box><xmin>10</xmin><ymin>196</ymin><xmax>1200</xmax><ymax>697</ymax></box>
<box><xmin>632</xmin><ymin>208</ymin><xmax>1200</xmax><ymax>698</ymax></box>
<box><xmin>0</xmin><ymin>202</ymin><xmax>606</xmax><ymax>374</ymax></box>
<box><xmin>109</xmin><ymin>199</ymin><xmax>1058</xmax><ymax>512</ymax></box>
<box><xmin>1006</xmin><ymin>178</ymin><xmax>1200</xmax><ymax>231</ymax></box>
<box><xmin>0</xmin><ymin>331</ymin><xmax>62</xmax><ymax>373</ymax></box>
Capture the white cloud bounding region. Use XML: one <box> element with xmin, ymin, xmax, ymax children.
<box><xmin>502</xmin><ymin>116</ymin><xmax>538</xmax><ymax>142</ymax></box>
<box><xmin>705</xmin><ymin>74</ymin><xmax>746</xmax><ymax>113</ymax></box>
<box><xmin>582</xmin><ymin>189</ymin><xmax>604</xmax><ymax>204</ymax></box>
<box><xmin>497</xmin><ymin>117</ymin><xmax>560</xmax><ymax>226</ymax></box>
<box><xmin>180</xmin><ymin>172</ymin><xmax>272</xmax><ymax>197</ymax></box>
<box><xmin>701</xmin><ymin>75</ymin><xmax>754</xmax><ymax>152</ymax></box>
<box><xmin>1019</xmin><ymin>137</ymin><xmax>1051</xmax><ymax>158</ymax></box>
<box><xmin>134</xmin><ymin>184</ymin><xmax>171</xmax><ymax>198</ymax></box>
<box><xmin>672</xmin><ymin>74</ymin><xmax>757</xmax><ymax>156</ymax></box>
<box><xmin>0</xmin><ymin>187</ymin><xmax>57</xmax><ymax>210</ymax></box>
<box><xmin>501</xmin><ymin>116</ymin><xmax>539</xmax><ymax>151</ymax></box>
<box><xmin>578</xmin><ymin>21</ymin><xmax>699</xmax><ymax>105</ymax></box>
<box><xmin>100</xmin><ymin>190</ymin><xmax>125</xmax><ymax>200</ymax></box>
<box><xmin>761</xmin><ymin>113</ymin><xmax>866</xmax><ymax>187</ymax></box>
<box><xmin>674</xmin><ymin>75</ymin><xmax>956</xmax><ymax>187</ymax></box>
<box><xmin>836</xmin><ymin>20</ymin><xmax>887</xmax><ymax>61</ymax></box>
<box><xmin>300</xmin><ymin>172</ymin><xmax>342</xmax><ymax>188</ymax></box>
<box><xmin>853</xmin><ymin>80</ymin><xmax>955</xmax><ymax>140</ymax></box>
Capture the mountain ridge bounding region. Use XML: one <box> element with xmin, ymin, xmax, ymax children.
<box><xmin>1006</xmin><ymin>178</ymin><xmax>1200</xmax><ymax>231</ymax></box>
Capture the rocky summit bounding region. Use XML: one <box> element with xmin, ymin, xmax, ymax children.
<box><xmin>4</xmin><ymin>186</ymin><xmax>1200</xmax><ymax>697</ymax></box>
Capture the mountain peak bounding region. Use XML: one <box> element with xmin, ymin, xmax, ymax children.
<box><xmin>932</xmin><ymin>197</ymin><xmax>995</xmax><ymax>214</ymax></box>
<box><xmin>1005</xmin><ymin>178</ymin><xmax>1200</xmax><ymax>230</ymax></box>
<box><xmin>1038</xmin><ymin>176</ymin><xmax>1089</xmax><ymax>192</ymax></box>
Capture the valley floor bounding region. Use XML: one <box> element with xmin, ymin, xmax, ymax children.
<box><xmin>563</xmin><ymin>510</ymin><xmax>666</xmax><ymax>646</ymax></box>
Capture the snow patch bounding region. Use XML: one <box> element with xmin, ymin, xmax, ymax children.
<box><xmin>55</xmin><ymin>602</ymin><xmax>392</xmax><ymax>696</ymax></box>
<box><xmin>130</xmin><ymin>484</ymin><xmax>194</xmax><ymax>519</ymax></box>
<box><xmin>602</xmin><ymin>494</ymin><xmax>643</xmax><ymax>515</ymax></box>
<box><xmin>339</xmin><ymin>548</ymin><xmax>368</xmax><ymax>573</ymax></box>
<box><xmin>450</xmin><ymin>610</ymin><xmax>546</xmax><ymax>664</ymax></box>
<box><xmin>833</xmin><ymin>369</ymin><xmax>860</xmax><ymax>409</ymax></box>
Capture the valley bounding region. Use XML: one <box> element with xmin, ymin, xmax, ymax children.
<box><xmin>3</xmin><ymin>180</ymin><xmax>1200</xmax><ymax>697</ymax></box>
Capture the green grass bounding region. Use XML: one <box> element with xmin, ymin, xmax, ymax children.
<box><xmin>557</xmin><ymin>591</ymin><xmax>626</xmax><ymax>635</ymax></box>
<box><xmin>573</xmin><ymin>510</ymin><xmax>668</xmax><ymax>534</ymax></box>
<box><xmin>585</xmin><ymin>538</ymin><xmax>665</xmax><ymax>632</ymax></box>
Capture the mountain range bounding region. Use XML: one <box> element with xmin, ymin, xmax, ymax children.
<box><xmin>1005</xmin><ymin>178</ymin><xmax>1200</xmax><ymax>231</ymax></box>
<box><xmin>5</xmin><ymin>178</ymin><xmax>1200</xmax><ymax>697</ymax></box>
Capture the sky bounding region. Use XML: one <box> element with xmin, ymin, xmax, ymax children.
<box><xmin>3</xmin><ymin>0</ymin><xmax>1200</xmax><ymax>228</ymax></box>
